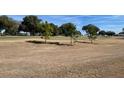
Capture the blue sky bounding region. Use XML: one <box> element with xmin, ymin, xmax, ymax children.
<box><xmin>8</xmin><ymin>15</ymin><xmax>124</xmax><ymax>34</ymax></box>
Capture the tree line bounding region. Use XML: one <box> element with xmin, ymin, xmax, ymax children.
<box><xmin>0</xmin><ymin>15</ymin><xmax>120</xmax><ymax>44</ymax></box>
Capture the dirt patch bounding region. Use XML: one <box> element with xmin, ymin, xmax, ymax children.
<box><xmin>0</xmin><ymin>37</ymin><xmax>124</xmax><ymax>77</ymax></box>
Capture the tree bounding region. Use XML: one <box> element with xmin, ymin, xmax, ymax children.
<box><xmin>119</xmin><ymin>28</ymin><xmax>124</xmax><ymax>35</ymax></box>
<box><xmin>20</xmin><ymin>15</ymin><xmax>41</xmax><ymax>36</ymax></box>
<box><xmin>49</xmin><ymin>23</ymin><xmax>59</xmax><ymax>36</ymax></box>
<box><xmin>98</xmin><ymin>30</ymin><xmax>106</xmax><ymax>36</ymax></box>
<box><xmin>122</xmin><ymin>28</ymin><xmax>124</xmax><ymax>32</ymax></box>
<box><xmin>0</xmin><ymin>15</ymin><xmax>19</xmax><ymax>35</ymax></box>
<box><xmin>106</xmin><ymin>31</ymin><xmax>115</xmax><ymax>36</ymax></box>
<box><xmin>73</xmin><ymin>30</ymin><xmax>81</xmax><ymax>43</ymax></box>
<box><xmin>59</xmin><ymin>23</ymin><xmax>78</xmax><ymax>45</ymax></box>
<box><xmin>119</xmin><ymin>31</ymin><xmax>124</xmax><ymax>35</ymax></box>
<box><xmin>40</xmin><ymin>21</ymin><xmax>53</xmax><ymax>43</ymax></box>
<box><xmin>82</xmin><ymin>24</ymin><xmax>100</xmax><ymax>43</ymax></box>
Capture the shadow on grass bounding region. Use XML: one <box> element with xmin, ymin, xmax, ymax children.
<box><xmin>75</xmin><ymin>41</ymin><xmax>98</xmax><ymax>45</ymax></box>
<box><xmin>75</xmin><ymin>41</ymin><xmax>91</xmax><ymax>44</ymax></box>
<box><xmin>26</xmin><ymin>40</ymin><xmax>72</xmax><ymax>46</ymax></box>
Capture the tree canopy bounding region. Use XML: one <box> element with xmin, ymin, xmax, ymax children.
<box><xmin>0</xmin><ymin>15</ymin><xmax>19</xmax><ymax>35</ymax></box>
<box><xmin>19</xmin><ymin>15</ymin><xmax>41</xmax><ymax>36</ymax></box>
<box><xmin>82</xmin><ymin>24</ymin><xmax>100</xmax><ymax>43</ymax></box>
<box><xmin>59</xmin><ymin>23</ymin><xmax>80</xmax><ymax>45</ymax></box>
<box><xmin>59</xmin><ymin>23</ymin><xmax>77</xmax><ymax>36</ymax></box>
<box><xmin>98</xmin><ymin>30</ymin><xmax>106</xmax><ymax>36</ymax></box>
<box><xmin>40</xmin><ymin>21</ymin><xmax>53</xmax><ymax>43</ymax></box>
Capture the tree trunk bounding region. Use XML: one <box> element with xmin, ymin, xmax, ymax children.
<box><xmin>91</xmin><ymin>39</ymin><xmax>93</xmax><ymax>44</ymax></box>
<box><xmin>26</xmin><ymin>32</ymin><xmax>28</xmax><ymax>36</ymax></box>
<box><xmin>45</xmin><ymin>36</ymin><xmax>47</xmax><ymax>44</ymax></box>
<box><xmin>70</xmin><ymin>37</ymin><xmax>73</xmax><ymax>45</ymax></box>
<box><xmin>45</xmin><ymin>38</ymin><xmax>47</xmax><ymax>44</ymax></box>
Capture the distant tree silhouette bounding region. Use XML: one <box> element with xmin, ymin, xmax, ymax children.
<box><xmin>106</xmin><ymin>31</ymin><xmax>115</xmax><ymax>36</ymax></box>
<box><xmin>99</xmin><ymin>30</ymin><xmax>106</xmax><ymax>36</ymax></box>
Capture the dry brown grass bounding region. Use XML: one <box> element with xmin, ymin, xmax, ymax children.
<box><xmin>0</xmin><ymin>36</ymin><xmax>124</xmax><ymax>78</ymax></box>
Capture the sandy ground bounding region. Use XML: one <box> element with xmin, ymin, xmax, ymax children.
<box><xmin>0</xmin><ymin>37</ymin><xmax>124</xmax><ymax>78</ymax></box>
